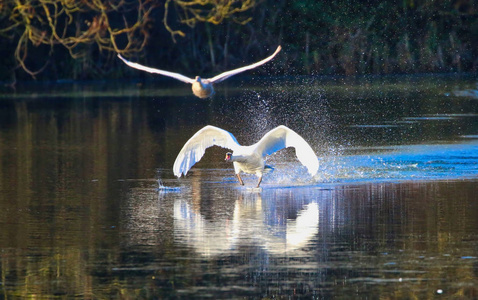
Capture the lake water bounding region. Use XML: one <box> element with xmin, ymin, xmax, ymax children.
<box><xmin>0</xmin><ymin>75</ymin><xmax>477</xmax><ymax>298</ymax></box>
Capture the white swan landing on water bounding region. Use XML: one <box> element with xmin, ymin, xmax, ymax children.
<box><xmin>117</xmin><ymin>46</ymin><xmax>281</xmax><ymax>98</ymax></box>
<box><xmin>173</xmin><ymin>125</ymin><xmax>319</xmax><ymax>187</ymax></box>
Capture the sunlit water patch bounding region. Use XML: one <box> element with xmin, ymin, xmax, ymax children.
<box><xmin>450</xmin><ymin>84</ymin><xmax>478</xmax><ymax>99</ymax></box>
<box><xmin>321</xmin><ymin>140</ymin><xmax>478</xmax><ymax>184</ymax></box>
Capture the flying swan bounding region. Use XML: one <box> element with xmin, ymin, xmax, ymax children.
<box><xmin>173</xmin><ymin>125</ymin><xmax>319</xmax><ymax>187</ymax></box>
<box><xmin>117</xmin><ymin>46</ymin><xmax>281</xmax><ymax>98</ymax></box>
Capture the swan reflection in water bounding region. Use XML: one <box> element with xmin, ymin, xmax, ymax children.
<box><xmin>173</xmin><ymin>189</ymin><xmax>320</xmax><ymax>256</ymax></box>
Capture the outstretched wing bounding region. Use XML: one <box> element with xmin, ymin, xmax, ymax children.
<box><xmin>173</xmin><ymin>126</ymin><xmax>241</xmax><ymax>177</ymax></box>
<box><xmin>254</xmin><ymin>125</ymin><xmax>319</xmax><ymax>176</ymax></box>
<box><xmin>207</xmin><ymin>46</ymin><xmax>282</xmax><ymax>83</ymax></box>
<box><xmin>117</xmin><ymin>54</ymin><xmax>195</xmax><ymax>84</ymax></box>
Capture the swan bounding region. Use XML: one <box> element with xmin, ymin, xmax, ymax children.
<box><xmin>173</xmin><ymin>125</ymin><xmax>319</xmax><ymax>187</ymax></box>
<box><xmin>117</xmin><ymin>46</ymin><xmax>281</xmax><ymax>98</ymax></box>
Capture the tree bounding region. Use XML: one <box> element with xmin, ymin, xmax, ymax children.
<box><xmin>164</xmin><ymin>0</ymin><xmax>255</xmax><ymax>41</ymax></box>
<box><xmin>0</xmin><ymin>0</ymin><xmax>256</xmax><ymax>78</ymax></box>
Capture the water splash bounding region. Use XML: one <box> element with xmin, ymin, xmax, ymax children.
<box><xmin>157</xmin><ymin>177</ymin><xmax>181</xmax><ymax>192</ymax></box>
<box><xmin>234</xmin><ymin>139</ymin><xmax>478</xmax><ymax>188</ymax></box>
<box><xmin>213</xmin><ymin>77</ymin><xmax>335</xmax><ymax>154</ymax></box>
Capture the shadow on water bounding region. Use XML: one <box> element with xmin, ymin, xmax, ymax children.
<box><xmin>0</xmin><ymin>74</ymin><xmax>477</xmax><ymax>298</ymax></box>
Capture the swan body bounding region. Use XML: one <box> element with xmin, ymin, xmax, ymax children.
<box><xmin>173</xmin><ymin>125</ymin><xmax>319</xmax><ymax>187</ymax></box>
<box><xmin>118</xmin><ymin>46</ymin><xmax>281</xmax><ymax>98</ymax></box>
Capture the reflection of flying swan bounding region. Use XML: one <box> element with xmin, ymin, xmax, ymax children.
<box><xmin>117</xmin><ymin>46</ymin><xmax>281</xmax><ymax>98</ymax></box>
<box><xmin>173</xmin><ymin>125</ymin><xmax>319</xmax><ymax>187</ymax></box>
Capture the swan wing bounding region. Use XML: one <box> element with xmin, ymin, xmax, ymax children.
<box><xmin>207</xmin><ymin>46</ymin><xmax>281</xmax><ymax>83</ymax></box>
<box><xmin>117</xmin><ymin>54</ymin><xmax>195</xmax><ymax>84</ymax></box>
<box><xmin>173</xmin><ymin>126</ymin><xmax>241</xmax><ymax>177</ymax></box>
<box><xmin>254</xmin><ymin>125</ymin><xmax>319</xmax><ymax>176</ymax></box>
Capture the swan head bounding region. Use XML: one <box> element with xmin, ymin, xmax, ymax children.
<box><xmin>225</xmin><ymin>152</ymin><xmax>232</xmax><ymax>161</ymax></box>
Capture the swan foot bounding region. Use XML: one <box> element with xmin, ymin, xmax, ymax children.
<box><xmin>256</xmin><ymin>175</ymin><xmax>263</xmax><ymax>188</ymax></box>
<box><xmin>236</xmin><ymin>173</ymin><xmax>244</xmax><ymax>186</ymax></box>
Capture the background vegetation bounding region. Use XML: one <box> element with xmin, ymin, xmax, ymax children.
<box><xmin>0</xmin><ymin>0</ymin><xmax>477</xmax><ymax>82</ymax></box>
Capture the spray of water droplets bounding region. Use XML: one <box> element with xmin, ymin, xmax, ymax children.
<box><xmin>210</xmin><ymin>76</ymin><xmax>348</xmax><ymax>185</ymax></box>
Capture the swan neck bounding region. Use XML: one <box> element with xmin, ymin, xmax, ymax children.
<box><xmin>230</xmin><ymin>154</ymin><xmax>247</xmax><ymax>162</ymax></box>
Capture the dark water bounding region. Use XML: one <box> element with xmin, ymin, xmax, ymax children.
<box><xmin>0</xmin><ymin>75</ymin><xmax>477</xmax><ymax>298</ymax></box>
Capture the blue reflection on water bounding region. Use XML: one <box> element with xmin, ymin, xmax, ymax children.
<box><xmin>321</xmin><ymin>140</ymin><xmax>478</xmax><ymax>184</ymax></box>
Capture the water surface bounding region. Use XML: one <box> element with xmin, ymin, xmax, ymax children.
<box><xmin>0</xmin><ymin>75</ymin><xmax>477</xmax><ymax>298</ymax></box>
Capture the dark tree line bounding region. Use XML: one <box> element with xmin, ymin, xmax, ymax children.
<box><xmin>0</xmin><ymin>0</ymin><xmax>476</xmax><ymax>82</ymax></box>
<box><xmin>280</xmin><ymin>0</ymin><xmax>478</xmax><ymax>75</ymax></box>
